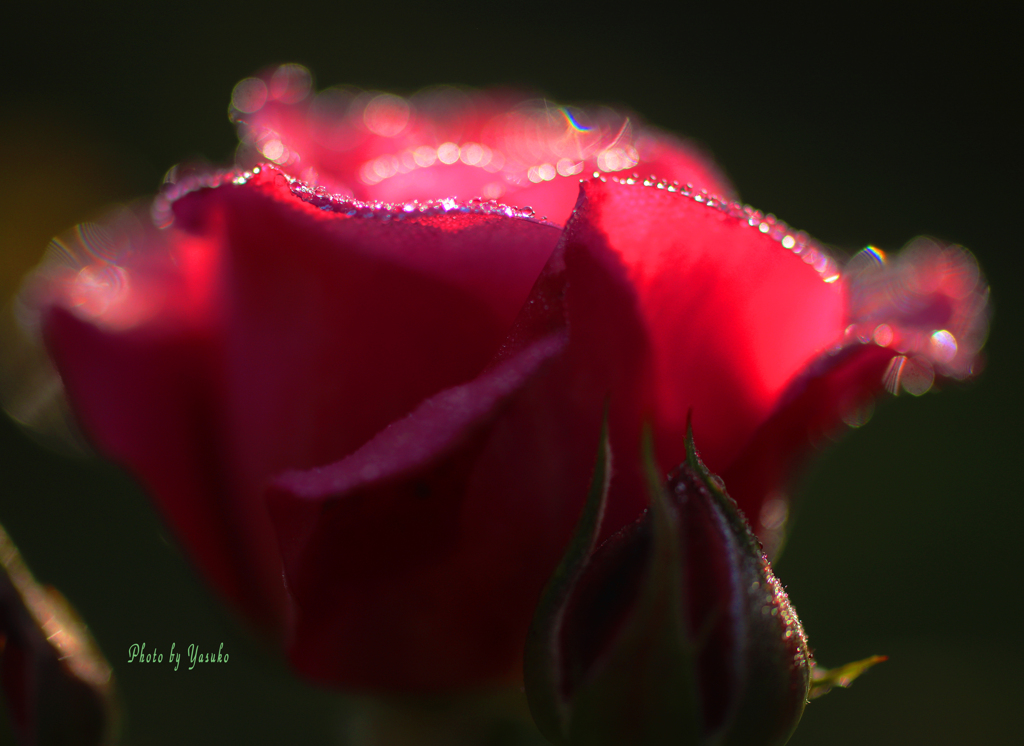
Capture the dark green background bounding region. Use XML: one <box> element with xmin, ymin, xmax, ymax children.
<box><xmin>2</xmin><ymin>5</ymin><xmax>1020</xmax><ymax>744</ymax></box>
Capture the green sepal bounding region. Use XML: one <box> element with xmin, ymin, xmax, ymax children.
<box><xmin>565</xmin><ymin>426</ymin><xmax>702</xmax><ymax>746</ymax></box>
<box><xmin>524</xmin><ymin>413</ymin><xmax>612</xmax><ymax>744</ymax></box>
<box><xmin>808</xmin><ymin>656</ymin><xmax>887</xmax><ymax>700</ymax></box>
<box><xmin>682</xmin><ymin>413</ymin><xmax>812</xmax><ymax>746</ymax></box>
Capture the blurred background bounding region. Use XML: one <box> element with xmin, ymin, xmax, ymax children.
<box><xmin>1</xmin><ymin>4</ymin><xmax>1020</xmax><ymax>744</ymax></box>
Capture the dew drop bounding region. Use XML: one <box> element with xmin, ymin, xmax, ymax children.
<box><xmin>841</xmin><ymin>399</ymin><xmax>875</xmax><ymax>428</ymax></box>
<box><xmin>901</xmin><ymin>357</ymin><xmax>935</xmax><ymax>396</ymax></box>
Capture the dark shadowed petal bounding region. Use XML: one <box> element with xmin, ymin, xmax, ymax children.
<box><xmin>264</xmin><ymin>182</ymin><xmax>657</xmax><ymax>688</ymax></box>
<box><xmin>229</xmin><ymin>65</ymin><xmax>734</xmax><ymax>225</ymax></box>
<box><xmin>34</xmin><ymin>169</ymin><xmax>563</xmax><ymax>636</ymax></box>
<box><xmin>268</xmin><ymin>334</ymin><xmax>573</xmax><ymax>688</ymax></box>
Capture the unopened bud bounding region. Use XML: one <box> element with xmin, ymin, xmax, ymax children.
<box><xmin>526</xmin><ymin>424</ymin><xmax>811</xmax><ymax>745</ymax></box>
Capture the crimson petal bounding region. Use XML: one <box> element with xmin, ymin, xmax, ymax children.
<box><xmin>265</xmin><ymin>181</ymin><xmax>659</xmax><ymax>688</ymax></box>
<box><xmin>556</xmin><ymin>178</ymin><xmax>843</xmax><ymax>527</ymax></box>
<box><xmin>36</xmin><ymin>169</ymin><xmax>563</xmax><ymax>634</ymax></box>
<box><xmin>268</xmin><ymin>334</ymin><xmax>575</xmax><ymax>688</ymax></box>
<box><xmin>725</xmin><ymin>239</ymin><xmax>989</xmax><ymax>551</ymax></box>
<box><xmin>561</xmin><ymin>177</ymin><xmax>988</xmax><ymax>547</ymax></box>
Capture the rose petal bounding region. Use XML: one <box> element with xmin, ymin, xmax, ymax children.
<box><xmin>37</xmin><ymin>171</ymin><xmax>563</xmax><ymax>634</ymax></box>
<box><xmin>557</xmin><ymin>178</ymin><xmax>845</xmax><ymax>525</ymax></box>
<box><xmin>560</xmin><ymin>178</ymin><xmax>989</xmax><ymax>544</ymax></box>
<box><xmin>725</xmin><ymin>239</ymin><xmax>990</xmax><ymax>550</ymax></box>
<box><xmin>230</xmin><ymin>66</ymin><xmax>734</xmax><ymax>225</ymax></box>
<box><xmin>265</xmin><ymin>179</ymin><xmax>663</xmax><ymax>687</ymax></box>
<box><xmin>718</xmin><ymin>344</ymin><xmax>893</xmax><ymax>550</ymax></box>
<box><xmin>268</xmin><ymin>334</ymin><xmax>586</xmax><ymax>688</ymax></box>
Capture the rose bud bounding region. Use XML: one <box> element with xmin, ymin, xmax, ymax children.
<box><xmin>6</xmin><ymin>65</ymin><xmax>989</xmax><ymax>690</ymax></box>
<box><xmin>0</xmin><ymin>524</ymin><xmax>118</xmax><ymax>746</ymax></box>
<box><xmin>526</xmin><ymin>427</ymin><xmax>810</xmax><ymax>745</ymax></box>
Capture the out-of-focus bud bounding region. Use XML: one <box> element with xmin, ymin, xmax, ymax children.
<box><xmin>0</xmin><ymin>524</ymin><xmax>118</xmax><ymax>746</ymax></box>
<box><xmin>525</xmin><ymin>424</ymin><xmax>811</xmax><ymax>745</ymax></box>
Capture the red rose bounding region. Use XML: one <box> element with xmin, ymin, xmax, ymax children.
<box><xmin>20</xmin><ymin>65</ymin><xmax>989</xmax><ymax>690</ymax></box>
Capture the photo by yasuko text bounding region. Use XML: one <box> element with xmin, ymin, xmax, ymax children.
<box><xmin>127</xmin><ymin>642</ymin><xmax>229</xmax><ymax>671</ymax></box>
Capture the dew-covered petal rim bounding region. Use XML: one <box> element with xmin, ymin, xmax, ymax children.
<box><xmin>227</xmin><ymin>64</ymin><xmax>735</xmax><ymax>226</ymax></box>
<box><xmin>558</xmin><ymin>176</ymin><xmax>989</xmax><ymax>543</ymax></box>
<box><xmin>558</xmin><ymin>177</ymin><xmax>845</xmax><ymax>529</ymax></box>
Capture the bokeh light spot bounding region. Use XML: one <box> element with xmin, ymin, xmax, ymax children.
<box><xmin>929</xmin><ymin>329</ymin><xmax>958</xmax><ymax>364</ymax></box>
<box><xmin>269</xmin><ymin>64</ymin><xmax>312</xmax><ymax>104</ymax></box>
<box><xmin>231</xmin><ymin>78</ymin><xmax>268</xmax><ymax>114</ymax></box>
<box><xmin>759</xmin><ymin>494</ymin><xmax>789</xmax><ymax>531</ymax></box>
<box><xmin>364</xmin><ymin>94</ymin><xmax>411</xmax><ymax>137</ymax></box>
<box><xmin>413</xmin><ymin>146</ymin><xmax>437</xmax><ymax>167</ymax></box>
<box><xmin>481</xmin><ymin>182</ymin><xmax>504</xmax><ymax>199</ymax></box>
<box><xmin>437</xmin><ymin>142</ymin><xmax>460</xmax><ymax>165</ymax></box>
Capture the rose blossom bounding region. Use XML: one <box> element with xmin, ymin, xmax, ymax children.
<box><xmin>13</xmin><ymin>64</ymin><xmax>989</xmax><ymax>690</ymax></box>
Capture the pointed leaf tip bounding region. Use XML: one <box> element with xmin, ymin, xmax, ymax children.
<box><xmin>683</xmin><ymin>409</ymin><xmax>702</xmax><ymax>475</ymax></box>
<box><xmin>808</xmin><ymin>655</ymin><xmax>888</xmax><ymax>700</ymax></box>
<box><xmin>680</xmin><ymin>414</ymin><xmax>764</xmax><ymax>560</ymax></box>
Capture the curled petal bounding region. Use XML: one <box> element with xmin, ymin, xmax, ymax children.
<box><xmin>268</xmin><ymin>334</ymin><xmax>577</xmax><ymax>688</ymax></box>
<box><xmin>727</xmin><ymin>237</ymin><xmax>990</xmax><ymax>548</ymax></box>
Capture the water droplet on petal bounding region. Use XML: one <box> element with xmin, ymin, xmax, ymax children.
<box><xmin>883</xmin><ymin>355</ymin><xmax>907</xmax><ymax>395</ymax></box>
<box><xmin>841</xmin><ymin>399</ymin><xmax>875</xmax><ymax>428</ymax></box>
<box><xmin>901</xmin><ymin>356</ymin><xmax>935</xmax><ymax>396</ymax></box>
<box><xmin>883</xmin><ymin>354</ymin><xmax>935</xmax><ymax>396</ymax></box>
